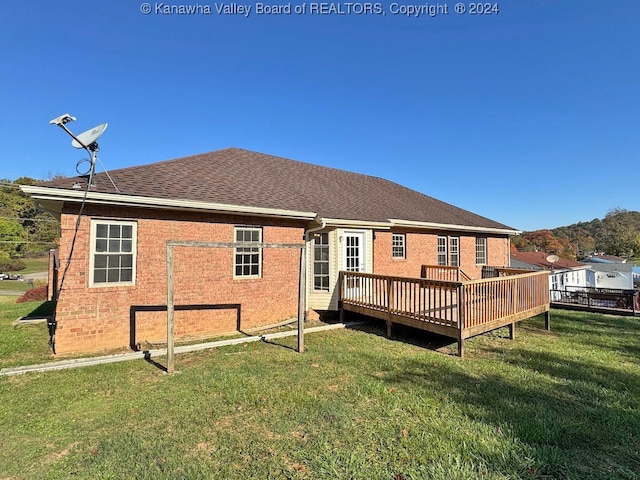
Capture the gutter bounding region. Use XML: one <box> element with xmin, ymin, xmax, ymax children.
<box><xmin>20</xmin><ymin>186</ymin><xmax>317</xmax><ymax>221</ymax></box>
<box><xmin>319</xmin><ymin>218</ymin><xmax>392</xmax><ymax>229</ymax></box>
<box><xmin>388</xmin><ymin>218</ymin><xmax>521</xmax><ymax>236</ymax></box>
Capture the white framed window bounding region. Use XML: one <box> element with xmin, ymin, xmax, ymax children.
<box><xmin>313</xmin><ymin>232</ymin><xmax>330</xmax><ymax>291</ymax></box>
<box><xmin>476</xmin><ymin>237</ymin><xmax>487</xmax><ymax>265</ymax></box>
<box><xmin>449</xmin><ymin>237</ymin><xmax>459</xmax><ymax>267</ymax></box>
<box><xmin>234</xmin><ymin>227</ymin><xmax>262</xmax><ymax>278</ymax></box>
<box><xmin>89</xmin><ymin>220</ymin><xmax>137</xmax><ymax>287</ymax></box>
<box><xmin>437</xmin><ymin>236</ymin><xmax>447</xmax><ymax>266</ymax></box>
<box><xmin>392</xmin><ymin>233</ymin><xmax>405</xmax><ymax>259</ymax></box>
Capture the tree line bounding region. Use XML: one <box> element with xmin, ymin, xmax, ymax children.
<box><xmin>0</xmin><ymin>178</ymin><xmax>59</xmax><ymax>269</ymax></box>
<box><xmin>511</xmin><ymin>209</ymin><xmax>640</xmax><ymax>260</ymax></box>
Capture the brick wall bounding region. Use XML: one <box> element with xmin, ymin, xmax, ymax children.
<box><xmin>373</xmin><ymin>230</ymin><xmax>510</xmax><ymax>280</ymax></box>
<box><xmin>54</xmin><ymin>204</ymin><xmax>305</xmax><ymax>355</ymax></box>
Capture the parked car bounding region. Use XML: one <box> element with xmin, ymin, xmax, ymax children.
<box><xmin>0</xmin><ymin>273</ymin><xmax>22</xmax><ymax>281</ymax></box>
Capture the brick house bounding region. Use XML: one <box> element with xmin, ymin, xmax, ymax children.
<box><xmin>22</xmin><ymin>148</ymin><xmax>519</xmax><ymax>355</ymax></box>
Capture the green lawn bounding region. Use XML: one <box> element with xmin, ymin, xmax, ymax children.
<box><xmin>0</xmin><ymin>255</ymin><xmax>49</xmax><ymax>294</ymax></box>
<box><xmin>1</xmin><ymin>306</ymin><xmax>639</xmax><ymax>479</ymax></box>
<box><xmin>19</xmin><ymin>256</ymin><xmax>50</xmax><ymax>275</ymax></box>
<box><xmin>0</xmin><ymin>297</ymin><xmax>54</xmax><ymax>368</ymax></box>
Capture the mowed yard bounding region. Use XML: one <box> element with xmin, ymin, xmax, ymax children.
<box><xmin>1</xmin><ymin>297</ymin><xmax>639</xmax><ymax>479</ymax></box>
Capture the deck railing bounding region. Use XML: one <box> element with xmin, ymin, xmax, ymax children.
<box><xmin>341</xmin><ymin>272</ymin><xmax>460</xmax><ymax>328</ymax></box>
<box><xmin>461</xmin><ymin>271</ymin><xmax>550</xmax><ymax>331</ymax></box>
<box><xmin>551</xmin><ymin>288</ymin><xmax>638</xmax><ymax>314</ymax></box>
<box><xmin>421</xmin><ymin>265</ymin><xmax>472</xmax><ymax>282</ymax></box>
<box><xmin>340</xmin><ymin>270</ymin><xmax>550</xmax><ymax>335</ymax></box>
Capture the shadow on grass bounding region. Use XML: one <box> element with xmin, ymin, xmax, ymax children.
<box><xmin>143</xmin><ymin>351</ymin><xmax>168</xmax><ymax>373</ymax></box>
<box><xmin>23</xmin><ymin>301</ymin><xmax>55</xmax><ymax>318</ymax></box>
<box><xmin>356</xmin><ymin>332</ymin><xmax>640</xmax><ymax>478</ymax></box>
<box><xmin>260</xmin><ymin>337</ymin><xmax>298</xmax><ymax>352</ymax></box>
<box><xmin>341</xmin><ymin>311</ymin><xmax>461</xmax><ymax>354</ymax></box>
<box><xmin>543</xmin><ymin>310</ymin><xmax>640</xmax><ymax>359</ymax></box>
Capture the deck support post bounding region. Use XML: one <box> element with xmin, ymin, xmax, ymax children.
<box><xmin>544</xmin><ymin>310</ymin><xmax>550</xmax><ymax>331</ymax></box>
<box><xmin>338</xmin><ymin>272</ymin><xmax>344</xmax><ymax>323</ymax></box>
<box><xmin>458</xmin><ymin>338</ymin><xmax>465</xmax><ymax>358</ymax></box>
<box><xmin>386</xmin><ymin>277</ymin><xmax>394</xmax><ymax>338</ymax></box>
<box><xmin>508</xmin><ymin>323</ymin><xmax>515</xmax><ymax>340</ymax></box>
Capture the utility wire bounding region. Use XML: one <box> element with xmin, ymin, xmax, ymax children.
<box><xmin>0</xmin><ymin>241</ymin><xmax>58</xmax><ymax>244</ymax></box>
<box><xmin>0</xmin><ymin>216</ymin><xmax>58</xmax><ymax>223</ymax></box>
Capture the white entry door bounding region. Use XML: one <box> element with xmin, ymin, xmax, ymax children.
<box><xmin>343</xmin><ymin>231</ymin><xmax>365</xmax><ymax>297</ymax></box>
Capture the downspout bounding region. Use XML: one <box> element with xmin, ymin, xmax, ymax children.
<box><xmin>304</xmin><ymin>217</ymin><xmax>327</xmax><ymax>317</ymax></box>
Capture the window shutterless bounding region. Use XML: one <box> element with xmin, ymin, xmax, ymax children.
<box><xmin>90</xmin><ymin>220</ymin><xmax>137</xmax><ymax>287</ymax></box>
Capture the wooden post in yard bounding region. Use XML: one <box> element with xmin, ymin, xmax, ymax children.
<box><xmin>297</xmin><ymin>246</ymin><xmax>306</xmax><ymax>353</ymax></box>
<box><xmin>338</xmin><ymin>272</ymin><xmax>344</xmax><ymax>323</ymax></box>
<box><xmin>458</xmin><ymin>284</ymin><xmax>465</xmax><ymax>358</ymax></box>
<box><xmin>509</xmin><ymin>323</ymin><xmax>515</xmax><ymax>340</ymax></box>
<box><xmin>386</xmin><ymin>277</ymin><xmax>393</xmax><ymax>337</ymax></box>
<box><xmin>544</xmin><ymin>309</ymin><xmax>550</xmax><ymax>331</ymax></box>
<box><xmin>458</xmin><ymin>338</ymin><xmax>465</xmax><ymax>358</ymax></box>
<box><xmin>166</xmin><ymin>243</ymin><xmax>175</xmax><ymax>374</ymax></box>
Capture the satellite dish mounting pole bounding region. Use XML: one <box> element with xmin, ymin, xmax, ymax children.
<box><xmin>49</xmin><ymin>114</ymin><xmax>108</xmax><ymax>189</ymax></box>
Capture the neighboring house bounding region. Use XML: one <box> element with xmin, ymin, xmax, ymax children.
<box><xmin>22</xmin><ymin>148</ymin><xmax>519</xmax><ymax>355</ymax></box>
<box><xmin>582</xmin><ymin>254</ymin><xmax>627</xmax><ymax>264</ymax></box>
<box><xmin>585</xmin><ymin>264</ymin><xmax>634</xmax><ymax>290</ymax></box>
<box><xmin>581</xmin><ymin>255</ymin><xmax>634</xmax><ymax>290</ymax></box>
<box><xmin>510</xmin><ymin>251</ymin><xmax>591</xmax><ymax>297</ymax></box>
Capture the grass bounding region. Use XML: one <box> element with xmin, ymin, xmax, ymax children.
<box><xmin>1</xmin><ymin>307</ymin><xmax>639</xmax><ymax>479</ymax></box>
<box><xmin>19</xmin><ymin>256</ymin><xmax>50</xmax><ymax>275</ymax></box>
<box><xmin>0</xmin><ymin>297</ymin><xmax>54</xmax><ymax>368</ymax></box>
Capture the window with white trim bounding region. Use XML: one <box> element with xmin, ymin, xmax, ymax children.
<box><xmin>234</xmin><ymin>227</ymin><xmax>262</xmax><ymax>277</ymax></box>
<box><xmin>475</xmin><ymin>237</ymin><xmax>487</xmax><ymax>265</ymax></box>
<box><xmin>437</xmin><ymin>236</ymin><xmax>447</xmax><ymax>266</ymax></box>
<box><xmin>313</xmin><ymin>233</ymin><xmax>330</xmax><ymax>291</ymax></box>
<box><xmin>449</xmin><ymin>237</ymin><xmax>459</xmax><ymax>267</ymax></box>
<box><xmin>90</xmin><ymin>220</ymin><xmax>136</xmax><ymax>286</ymax></box>
<box><xmin>392</xmin><ymin>233</ymin><xmax>405</xmax><ymax>259</ymax></box>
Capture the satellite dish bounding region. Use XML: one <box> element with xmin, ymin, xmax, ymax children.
<box><xmin>546</xmin><ymin>254</ymin><xmax>559</xmax><ymax>264</ymax></box>
<box><xmin>72</xmin><ymin>123</ymin><xmax>108</xmax><ymax>149</ymax></box>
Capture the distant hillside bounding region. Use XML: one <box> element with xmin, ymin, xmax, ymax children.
<box><xmin>0</xmin><ymin>178</ymin><xmax>59</xmax><ymax>262</ymax></box>
<box><xmin>512</xmin><ymin>209</ymin><xmax>640</xmax><ymax>260</ymax></box>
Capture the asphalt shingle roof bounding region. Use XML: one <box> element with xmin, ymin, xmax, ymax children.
<box><xmin>40</xmin><ymin>147</ymin><xmax>514</xmax><ymax>230</ymax></box>
<box><xmin>511</xmin><ymin>251</ymin><xmax>588</xmax><ymax>270</ymax></box>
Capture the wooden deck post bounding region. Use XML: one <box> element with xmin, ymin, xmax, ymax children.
<box><xmin>544</xmin><ymin>310</ymin><xmax>550</xmax><ymax>331</ymax></box>
<box><xmin>457</xmin><ymin>284</ymin><xmax>465</xmax><ymax>357</ymax></box>
<box><xmin>338</xmin><ymin>272</ymin><xmax>344</xmax><ymax>322</ymax></box>
<box><xmin>386</xmin><ymin>277</ymin><xmax>393</xmax><ymax>338</ymax></box>
<box><xmin>508</xmin><ymin>323</ymin><xmax>515</xmax><ymax>340</ymax></box>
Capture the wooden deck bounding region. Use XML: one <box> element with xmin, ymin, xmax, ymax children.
<box><xmin>339</xmin><ymin>269</ymin><xmax>550</xmax><ymax>356</ymax></box>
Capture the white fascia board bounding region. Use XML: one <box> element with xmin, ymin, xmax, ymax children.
<box><xmin>388</xmin><ymin>218</ymin><xmax>521</xmax><ymax>236</ymax></box>
<box><xmin>319</xmin><ymin>217</ymin><xmax>392</xmax><ymax>229</ymax></box>
<box><xmin>20</xmin><ymin>186</ymin><xmax>317</xmax><ymax>221</ymax></box>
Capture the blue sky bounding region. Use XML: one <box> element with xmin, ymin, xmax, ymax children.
<box><xmin>1</xmin><ymin>1</ymin><xmax>637</xmax><ymax>231</ymax></box>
